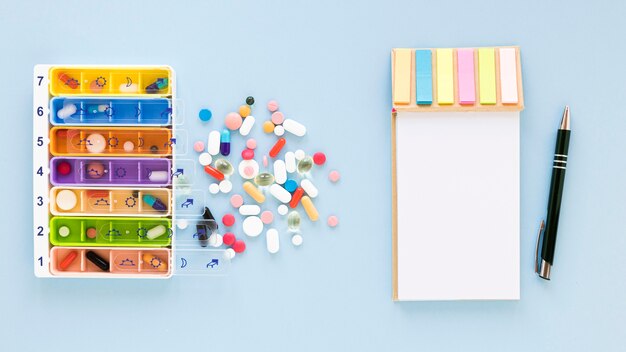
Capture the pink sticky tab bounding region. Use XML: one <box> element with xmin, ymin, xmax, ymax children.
<box><xmin>499</xmin><ymin>48</ymin><xmax>518</xmax><ymax>104</ymax></box>
<box><xmin>457</xmin><ymin>49</ymin><xmax>475</xmax><ymax>105</ymax></box>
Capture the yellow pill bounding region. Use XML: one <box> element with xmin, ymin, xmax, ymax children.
<box><xmin>243</xmin><ymin>181</ymin><xmax>265</xmax><ymax>203</ymax></box>
<box><xmin>239</xmin><ymin>105</ymin><xmax>251</xmax><ymax>118</ymax></box>
<box><xmin>301</xmin><ymin>196</ymin><xmax>319</xmax><ymax>222</ymax></box>
<box><xmin>263</xmin><ymin>121</ymin><xmax>275</xmax><ymax>134</ymax></box>
<box><xmin>143</xmin><ymin>254</ymin><xmax>168</xmax><ymax>272</ymax></box>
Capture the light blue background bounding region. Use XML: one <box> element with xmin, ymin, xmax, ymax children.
<box><xmin>1</xmin><ymin>0</ymin><xmax>624</xmax><ymax>351</ymax></box>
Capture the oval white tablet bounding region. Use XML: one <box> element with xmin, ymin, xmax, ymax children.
<box><xmin>146</xmin><ymin>225</ymin><xmax>166</xmax><ymax>240</ymax></box>
<box><xmin>300</xmin><ymin>179</ymin><xmax>318</xmax><ymax>198</ymax></box>
<box><xmin>238</xmin><ymin>159</ymin><xmax>259</xmax><ymax>179</ymax></box>
<box><xmin>198</xmin><ymin>153</ymin><xmax>212</xmax><ymax>166</ymax></box>
<box><xmin>208</xmin><ymin>233</ymin><xmax>223</xmax><ymax>247</ymax></box>
<box><xmin>242</xmin><ymin>216</ymin><xmax>263</xmax><ymax>237</ymax></box>
<box><xmin>273</xmin><ymin>160</ymin><xmax>287</xmax><ymax>184</ymax></box>
<box><xmin>239</xmin><ymin>115</ymin><xmax>255</xmax><ymax>136</ymax></box>
<box><xmin>273</xmin><ymin>125</ymin><xmax>285</xmax><ymax>136</ymax></box>
<box><xmin>239</xmin><ymin>205</ymin><xmax>261</xmax><ymax>216</ymax></box>
<box><xmin>148</xmin><ymin>170</ymin><xmax>169</xmax><ymax>182</ymax></box>
<box><xmin>277</xmin><ymin>204</ymin><xmax>288</xmax><ymax>215</ymax></box>
<box><xmin>285</xmin><ymin>152</ymin><xmax>296</xmax><ymax>173</ymax></box>
<box><xmin>291</xmin><ymin>234</ymin><xmax>303</xmax><ymax>246</ymax></box>
<box><xmin>225</xmin><ymin>248</ymin><xmax>236</xmax><ymax>259</ymax></box>
<box><xmin>56</xmin><ymin>189</ymin><xmax>77</xmax><ymax>210</ymax></box>
<box><xmin>294</xmin><ymin>149</ymin><xmax>305</xmax><ymax>160</ymax></box>
<box><xmin>219</xmin><ymin>180</ymin><xmax>233</xmax><ymax>193</ymax></box>
<box><xmin>208</xmin><ymin>130</ymin><xmax>220</xmax><ymax>155</ymax></box>
<box><xmin>209</xmin><ymin>183</ymin><xmax>220</xmax><ymax>194</ymax></box>
<box><xmin>282</xmin><ymin>119</ymin><xmax>306</xmax><ymax>137</ymax></box>
<box><xmin>266</xmin><ymin>228</ymin><xmax>280</xmax><ymax>254</ymax></box>
<box><xmin>269</xmin><ymin>184</ymin><xmax>291</xmax><ymax>203</ymax></box>
<box><xmin>177</xmin><ymin>219</ymin><xmax>189</xmax><ymax>229</ymax></box>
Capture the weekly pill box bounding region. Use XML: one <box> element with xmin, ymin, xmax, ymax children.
<box><xmin>34</xmin><ymin>65</ymin><xmax>230</xmax><ymax>278</ymax></box>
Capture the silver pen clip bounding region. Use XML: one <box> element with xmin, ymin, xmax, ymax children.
<box><xmin>534</xmin><ymin>220</ymin><xmax>545</xmax><ymax>274</ymax></box>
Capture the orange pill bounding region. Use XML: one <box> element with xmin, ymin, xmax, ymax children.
<box><xmin>239</xmin><ymin>105</ymin><xmax>251</xmax><ymax>118</ymax></box>
<box><xmin>204</xmin><ymin>165</ymin><xmax>225</xmax><ymax>181</ymax></box>
<box><xmin>59</xmin><ymin>251</ymin><xmax>78</xmax><ymax>271</ymax></box>
<box><xmin>289</xmin><ymin>187</ymin><xmax>304</xmax><ymax>208</ymax></box>
<box><xmin>269</xmin><ymin>138</ymin><xmax>286</xmax><ymax>158</ymax></box>
<box><xmin>263</xmin><ymin>121</ymin><xmax>275</xmax><ymax>134</ymax></box>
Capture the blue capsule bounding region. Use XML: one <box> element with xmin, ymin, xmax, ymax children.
<box><xmin>220</xmin><ymin>129</ymin><xmax>231</xmax><ymax>156</ymax></box>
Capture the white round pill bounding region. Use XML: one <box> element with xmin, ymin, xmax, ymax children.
<box><xmin>209</xmin><ymin>183</ymin><xmax>220</xmax><ymax>194</ymax></box>
<box><xmin>86</xmin><ymin>133</ymin><xmax>107</xmax><ymax>153</ymax></box>
<box><xmin>219</xmin><ymin>180</ymin><xmax>233</xmax><ymax>193</ymax></box>
<box><xmin>242</xmin><ymin>216</ymin><xmax>263</xmax><ymax>237</ymax></box>
<box><xmin>291</xmin><ymin>234</ymin><xmax>303</xmax><ymax>246</ymax></box>
<box><xmin>294</xmin><ymin>149</ymin><xmax>305</xmax><ymax>160</ymax></box>
<box><xmin>238</xmin><ymin>159</ymin><xmax>259</xmax><ymax>179</ymax></box>
<box><xmin>123</xmin><ymin>141</ymin><xmax>134</xmax><ymax>152</ymax></box>
<box><xmin>273</xmin><ymin>125</ymin><xmax>285</xmax><ymax>136</ymax></box>
<box><xmin>56</xmin><ymin>189</ymin><xmax>77</xmax><ymax>210</ymax></box>
<box><xmin>225</xmin><ymin>248</ymin><xmax>236</xmax><ymax>260</ymax></box>
<box><xmin>177</xmin><ymin>219</ymin><xmax>189</xmax><ymax>230</ymax></box>
<box><xmin>277</xmin><ymin>204</ymin><xmax>288</xmax><ymax>216</ymax></box>
<box><xmin>198</xmin><ymin>153</ymin><xmax>212</xmax><ymax>166</ymax></box>
<box><xmin>58</xmin><ymin>226</ymin><xmax>70</xmax><ymax>238</ymax></box>
<box><xmin>208</xmin><ymin>233</ymin><xmax>223</xmax><ymax>247</ymax></box>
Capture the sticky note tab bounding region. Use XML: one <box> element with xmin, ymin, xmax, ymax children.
<box><xmin>499</xmin><ymin>48</ymin><xmax>518</xmax><ymax>104</ymax></box>
<box><xmin>478</xmin><ymin>48</ymin><xmax>496</xmax><ymax>105</ymax></box>
<box><xmin>436</xmin><ymin>49</ymin><xmax>454</xmax><ymax>105</ymax></box>
<box><xmin>456</xmin><ymin>49</ymin><xmax>475</xmax><ymax>105</ymax></box>
<box><xmin>393</xmin><ymin>49</ymin><xmax>412</xmax><ymax>105</ymax></box>
<box><xmin>415</xmin><ymin>50</ymin><xmax>433</xmax><ymax>105</ymax></box>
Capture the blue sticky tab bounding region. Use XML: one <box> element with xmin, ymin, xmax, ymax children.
<box><xmin>415</xmin><ymin>50</ymin><xmax>433</xmax><ymax>105</ymax></box>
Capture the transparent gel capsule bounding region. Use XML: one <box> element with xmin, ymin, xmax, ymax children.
<box><xmin>297</xmin><ymin>156</ymin><xmax>313</xmax><ymax>174</ymax></box>
<box><xmin>214</xmin><ymin>158</ymin><xmax>234</xmax><ymax>176</ymax></box>
<box><xmin>173</xmin><ymin>174</ymin><xmax>192</xmax><ymax>195</ymax></box>
<box><xmin>287</xmin><ymin>211</ymin><xmax>301</xmax><ymax>232</ymax></box>
<box><xmin>254</xmin><ymin>172</ymin><xmax>274</xmax><ymax>187</ymax></box>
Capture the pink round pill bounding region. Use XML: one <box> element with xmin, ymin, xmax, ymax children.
<box><xmin>230</xmin><ymin>194</ymin><xmax>244</xmax><ymax>208</ymax></box>
<box><xmin>267</xmin><ymin>100</ymin><xmax>279</xmax><ymax>112</ymax></box>
<box><xmin>244</xmin><ymin>166</ymin><xmax>255</xmax><ymax>177</ymax></box>
<box><xmin>271</xmin><ymin>111</ymin><xmax>284</xmax><ymax>125</ymax></box>
<box><xmin>225</xmin><ymin>112</ymin><xmax>243</xmax><ymax>130</ymax></box>
<box><xmin>246</xmin><ymin>138</ymin><xmax>257</xmax><ymax>149</ymax></box>
<box><xmin>260</xmin><ymin>211</ymin><xmax>274</xmax><ymax>224</ymax></box>
<box><xmin>329</xmin><ymin>170</ymin><xmax>340</xmax><ymax>183</ymax></box>
<box><xmin>193</xmin><ymin>141</ymin><xmax>205</xmax><ymax>153</ymax></box>
<box><xmin>327</xmin><ymin>215</ymin><xmax>339</xmax><ymax>227</ymax></box>
<box><xmin>242</xmin><ymin>148</ymin><xmax>254</xmax><ymax>160</ymax></box>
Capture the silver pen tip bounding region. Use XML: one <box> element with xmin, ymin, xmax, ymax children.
<box><xmin>560</xmin><ymin>106</ymin><xmax>570</xmax><ymax>130</ymax></box>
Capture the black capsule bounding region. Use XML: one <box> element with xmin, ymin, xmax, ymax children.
<box><xmin>202</xmin><ymin>206</ymin><xmax>219</xmax><ymax>233</ymax></box>
<box><xmin>196</xmin><ymin>224</ymin><xmax>208</xmax><ymax>247</ymax></box>
<box><xmin>246</xmin><ymin>96</ymin><xmax>255</xmax><ymax>105</ymax></box>
<box><xmin>86</xmin><ymin>251</ymin><xmax>110</xmax><ymax>271</ymax></box>
<box><xmin>150</xmin><ymin>145</ymin><xmax>159</xmax><ymax>153</ymax></box>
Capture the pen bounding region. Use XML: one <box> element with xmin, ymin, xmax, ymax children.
<box><xmin>535</xmin><ymin>106</ymin><xmax>571</xmax><ymax>280</ymax></box>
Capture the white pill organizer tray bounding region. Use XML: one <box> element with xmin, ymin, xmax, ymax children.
<box><xmin>33</xmin><ymin>64</ymin><xmax>230</xmax><ymax>278</ymax></box>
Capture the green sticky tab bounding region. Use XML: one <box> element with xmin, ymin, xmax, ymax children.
<box><xmin>478</xmin><ymin>48</ymin><xmax>496</xmax><ymax>105</ymax></box>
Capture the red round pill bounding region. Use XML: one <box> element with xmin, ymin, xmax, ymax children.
<box><xmin>223</xmin><ymin>232</ymin><xmax>236</xmax><ymax>246</ymax></box>
<box><xmin>222</xmin><ymin>214</ymin><xmax>235</xmax><ymax>227</ymax></box>
<box><xmin>57</xmin><ymin>161</ymin><xmax>71</xmax><ymax>175</ymax></box>
<box><xmin>313</xmin><ymin>152</ymin><xmax>326</xmax><ymax>165</ymax></box>
<box><xmin>241</xmin><ymin>148</ymin><xmax>254</xmax><ymax>160</ymax></box>
<box><xmin>232</xmin><ymin>240</ymin><xmax>246</xmax><ymax>253</ymax></box>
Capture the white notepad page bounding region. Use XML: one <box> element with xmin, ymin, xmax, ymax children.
<box><xmin>395</xmin><ymin>111</ymin><xmax>520</xmax><ymax>301</ymax></box>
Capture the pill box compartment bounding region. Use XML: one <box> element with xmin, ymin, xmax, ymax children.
<box><xmin>50</xmin><ymin>97</ymin><xmax>172</xmax><ymax>126</ymax></box>
<box><xmin>49</xmin><ymin>127</ymin><xmax>173</xmax><ymax>156</ymax></box>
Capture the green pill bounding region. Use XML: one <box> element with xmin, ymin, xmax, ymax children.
<box><xmin>254</xmin><ymin>172</ymin><xmax>274</xmax><ymax>187</ymax></box>
<box><xmin>297</xmin><ymin>157</ymin><xmax>313</xmax><ymax>174</ymax></box>
<box><xmin>287</xmin><ymin>211</ymin><xmax>301</xmax><ymax>231</ymax></box>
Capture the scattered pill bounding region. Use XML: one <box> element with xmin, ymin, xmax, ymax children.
<box><xmin>220</xmin><ymin>129</ymin><xmax>231</xmax><ymax>156</ymax></box>
<box><xmin>283</xmin><ymin>119</ymin><xmax>307</xmax><ymax>137</ymax></box>
<box><xmin>263</xmin><ymin>121</ymin><xmax>275</xmax><ymax>133</ymax></box>
<box><xmin>239</xmin><ymin>115</ymin><xmax>255</xmax><ymax>136</ymax></box>
<box><xmin>219</xmin><ymin>179</ymin><xmax>233</xmax><ymax>193</ymax></box>
<box><xmin>277</xmin><ymin>204</ymin><xmax>288</xmax><ymax>215</ymax></box>
<box><xmin>223</xmin><ymin>232</ymin><xmax>236</xmax><ymax>246</ymax></box>
<box><xmin>209</xmin><ymin>183</ymin><xmax>220</xmax><ymax>194</ymax></box>
<box><xmin>230</xmin><ymin>194</ymin><xmax>244</xmax><ymax>208</ymax></box>
<box><xmin>294</xmin><ymin>149</ymin><xmax>305</xmax><ymax>160</ymax></box>
<box><xmin>288</xmin><ymin>211</ymin><xmax>301</xmax><ymax>232</ymax></box>
<box><xmin>196</xmin><ymin>224</ymin><xmax>209</xmax><ymax>247</ymax></box>
<box><xmin>208</xmin><ymin>233</ymin><xmax>223</xmax><ymax>247</ymax></box>
<box><xmin>274</xmin><ymin>125</ymin><xmax>285</xmax><ymax>136</ymax></box>
<box><xmin>273</xmin><ymin>160</ymin><xmax>287</xmax><ymax>184</ymax></box>
<box><xmin>177</xmin><ymin>219</ymin><xmax>189</xmax><ymax>229</ymax></box>
<box><xmin>291</xmin><ymin>234</ymin><xmax>303</xmax><ymax>246</ymax></box>
<box><xmin>261</xmin><ymin>211</ymin><xmax>274</xmax><ymax>224</ymax></box>
<box><xmin>285</xmin><ymin>152</ymin><xmax>296</xmax><ymax>173</ymax></box>
<box><xmin>300</xmin><ymin>179</ymin><xmax>319</xmax><ymax>198</ymax></box>
<box><xmin>246</xmin><ymin>96</ymin><xmax>255</xmax><ymax>105</ymax></box>
<box><xmin>327</xmin><ymin>215</ymin><xmax>339</xmax><ymax>227</ymax></box>
<box><xmin>86</xmin><ymin>133</ymin><xmax>106</xmax><ymax>153</ymax></box>
<box><xmin>215</xmin><ymin>158</ymin><xmax>234</xmax><ymax>176</ymax></box>
<box><xmin>193</xmin><ymin>141</ymin><xmax>205</xmax><ymax>152</ymax></box>
<box><xmin>143</xmin><ymin>253</ymin><xmax>167</xmax><ymax>271</ymax></box>
<box><xmin>266</xmin><ymin>229</ymin><xmax>280</xmax><ymax>254</ymax></box>
<box><xmin>199</xmin><ymin>153</ymin><xmax>213</xmax><ymax>166</ymax></box>
<box><xmin>208</xmin><ymin>130</ymin><xmax>221</xmax><ymax>155</ymax></box>
<box><xmin>86</xmin><ymin>227</ymin><xmax>97</xmax><ymax>239</ymax></box>
<box><xmin>222</xmin><ymin>214</ymin><xmax>236</xmax><ymax>227</ymax></box>
<box><xmin>148</xmin><ymin>170</ymin><xmax>168</xmax><ymax>182</ymax></box>
<box><xmin>123</xmin><ymin>141</ymin><xmax>134</xmax><ymax>152</ymax></box>
<box><xmin>246</xmin><ymin>138</ymin><xmax>257</xmax><ymax>149</ymax></box>
<box><xmin>57</xmin><ymin>161</ymin><xmax>71</xmax><ymax>175</ymax></box>
<box><xmin>263</xmin><ymin>155</ymin><xmax>269</xmax><ymax>167</ymax></box>
<box><xmin>270</xmin><ymin>184</ymin><xmax>292</xmax><ymax>203</ymax></box>
<box><xmin>313</xmin><ymin>152</ymin><xmax>326</xmax><ymax>165</ymax></box>
<box><xmin>86</xmin><ymin>251</ymin><xmax>110</xmax><ymax>271</ymax></box>
<box><xmin>57</xmin><ymin>102</ymin><xmax>77</xmax><ymax>119</ymax></box>
<box><xmin>301</xmin><ymin>196</ymin><xmax>319</xmax><ymax>221</ymax></box>
<box><xmin>238</xmin><ymin>160</ymin><xmax>259</xmax><ymax>179</ymax></box>
<box><xmin>243</xmin><ymin>216</ymin><xmax>264</xmax><ymax>237</ymax></box>
<box><xmin>59</xmin><ymin>251</ymin><xmax>78</xmax><ymax>270</ymax></box>
<box><xmin>289</xmin><ymin>187</ymin><xmax>304</xmax><ymax>208</ymax></box>
<box><xmin>146</xmin><ymin>225</ymin><xmax>167</xmax><ymax>240</ymax></box>
<box><xmin>204</xmin><ymin>165</ymin><xmax>225</xmax><ymax>181</ymax></box>
<box><xmin>239</xmin><ymin>204</ymin><xmax>261</xmax><ymax>216</ymax></box>
<box><xmin>242</xmin><ymin>148</ymin><xmax>254</xmax><ymax>160</ymax></box>
<box><xmin>143</xmin><ymin>194</ymin><xmax>167</xmax><ymax>211</ymax></box>
<box><xmin>58</xmin><ymin>226</ymin><xmax>70</xmax><ymax>237</ymax></box>
<box><xmin>267</xmin><ymin>100</ymin><xmax>279</xmax><ymax>112</ymax></box>
<box><xmin>329</xmin><ymin>170</ymin><xmax>341</xmax><ymax>183</ymax></box>
<box><xmin>56</xmin><ymin>189</ymin><xmax>77</xmax><ymax>210</ymax></box>
<box><xmin>239</xmin><ymin>105</ymin><xmax>251</xmax><ymax>118</ymax></box>
<box><xmin>225</xmin><ymin>248</ymin><xmax>236</xmax><ymax>259</ymax></box>
<box><xmin>269</xmin><ymin>138</ymin><xmax>286</xmax><ymax>158</ymax></box>
<box><xmin>225</xmin><ymin>112</ymin><xmax>243</xmax><ymax>130</ymax></box>
<box><xmin>199</xmin><ymin>109</ymin><xmax>212</xmax><ymax>122</ymax></box>
<box><xmin>284</xmin><ymin>179</ymin><xmax>298</xmax><ymax>192</ymax></box>
<box><xmin>297</xmin><ymin>156</ymin><xmax>313</xmax><ymax>174</ymax></box>
<box><xmin>232</xmin><ymin>240</ymin><xmax>246</xmax><ymax>253</ymax></box>
<box><xmin>254</xmin><ymin>172</ymin><xmax>275</xmax><ymax>187</ymax></box>
<box><xmin>243</xmin><ymin>181</ymin><xmax>265</xmax><ymax>203</ymax></box>
<box><xmin>271</xmin><ymin>111</ymin><xmax>285</xmax><ymax>125</ymax></box>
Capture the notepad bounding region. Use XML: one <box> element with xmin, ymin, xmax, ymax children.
<box><xmin>391</xmin><ymin>47</ymin><xmax>524</xmax><ymax>301</ymax></box>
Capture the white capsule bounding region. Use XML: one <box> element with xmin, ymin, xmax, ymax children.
<box><xmin>277</xmin><ymin>204</ymin><xmax>288</xmax><ymax>215</ymax></box>
<box><xmin>273</xmin><ymin>125</ymin><xmax>285</xmax><ymax>136</ymax></box>
<box><xmin>219</xmin><ymin>180</ymin><xmax>233</xmax><ymax>193</ymax></box>
<box><xmin>266</xmin><ymin>228</ymin><xmax>280</xmax><ymax>254</ymax></box>
<box><xmin>225</xmin><ymin>248</ymin><xmax>236</xmax><ymax>259</ymax></box>
<box><xmin>239</xmin><ymin>204</ymin><xmax>261</xmax><ymax>216</ymax></box>
<box><xmin>148</xmin><ymin>170</ymin><xmax>169</xmax><ymax>182</ymax></box>
<box><xmin>146</xmin><ymin>225</ymin><xmax>166</xmax><ymax>240</ymax></box>
<box><xmin>208</xmin><ymin>130</ymin><xmax>221</xmax><ymax>155</ymax></box>
<box><xmin>243</xmin><ymin>216</ymin><xmax>264</xmax><ymax>237</ymax></box>
<box><xmin>300</xmin><ymin>179</ymin><xmax>319</xmax><ymax>198</ymax></box>
<box><xmin>273</xmin><ymin>160</ymin><xmax>287</xmax><ymax>184</ymax></box>
<box><xmin>209</xmin><ymin>183</ymin><xmax>220</xmax><ymax>194</ymax></box>
<box><xmin>269</xmin><ymin>184</ymin><xmax>292</xmax><ymax>203</ymax></box>
<box><xmin>239</xmin><ymin>115</ymin><xmax>255</xmax><ymax>136</ymax></box>
<box><xmin>238</xmin><ymin>159</ymin><xmax>259</xmax><ymax>179</ymax></box>
<box><xmin>57</xmin><ymin>103</ymin><xmax>77</xmax><ymax>119</ymax></box>
<box><xmin>283</xmin><ymin>119</ymin><xmax>306</xmax><ymax>137</ymax></box>
<box><xmin>294</xmin><ymin>149</ymin><xmax>305</xmax><ymax>160</ymax></box>
<box><xmin>291</xmin><ymin>234</ymin><xmax>303</xmax><ymax>246</ymax></box>
<box><xmin>198</xmin><ymin>153</ymin><xmax>212</xmax><ymax>166</ymax></box>
<box><xmin>208</xmin><ymin>233</ymin><xmax>223</xmax><ymax>247</ymax></box>
<box><xmin>285</xmin><ymin>152</ymin><xmax>296</xmax><ymax>173</ymax></box>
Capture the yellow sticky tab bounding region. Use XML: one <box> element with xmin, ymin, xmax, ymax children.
<box><xmin>436</xmin><ymin>49</ymin><xmax>454</xmax><ymax>105</ymax></box>
<box><xmin>478</xmin><ymin>48</ymin><xmax>497</xmax><ymax>104</ymax></box>
<box><xmin>393</xmin><ymin>49</ymin><xmax>412</xmax><ymax>105</ymax></box>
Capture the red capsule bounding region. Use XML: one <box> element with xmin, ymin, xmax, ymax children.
<box><xmin>59</xmin><ymin>251</ymin><xmax>78</xmax><ymax>271</ymax></box>
<box><xmin>204</xmin><ymin>165</ymin><xmax>225</xmax><ymax>181</ymax></box>
<box><xmin>269</xmin><ymin>138</ymin><xmax>286</xmax><ymax>158</ymax></box>
<box><xmin>289</xmin><ymin>187</ymin><xmax>305</xmax><ymax>208</ymax></box>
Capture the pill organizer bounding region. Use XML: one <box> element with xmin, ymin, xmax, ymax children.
<box><xmin>34</xmin><ymin>65</ymin><xmax>230</xmax><ymax>278</ymax></box>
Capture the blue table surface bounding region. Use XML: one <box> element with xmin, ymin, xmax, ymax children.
<box><xmin>1</xmin><ymin>1</ymin><xmax>624</xmax><ymax>351</ymax></box>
